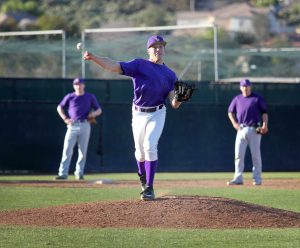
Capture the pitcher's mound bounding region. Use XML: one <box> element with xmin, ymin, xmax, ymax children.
<box><xmin>1</xmin><ymin>195</ymin><xmax>300</xmax><ymax>229</ymax></box>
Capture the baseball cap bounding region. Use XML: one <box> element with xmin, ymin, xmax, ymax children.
<box><xmin>73</xmin><ymin>77</ymin><xmax>85</xmax><ymax>85</ymax></box>
<box><xmin>240</xmin><ymin>79</ymin><xmax>251</xmax><ymax>87</ymax></box>
<box><xmin>147</xmin><ymin>35</ymin><xmax>167</xmax><ymax>49</ymax></box>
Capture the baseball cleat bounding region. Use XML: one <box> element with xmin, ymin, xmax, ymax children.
<box><xmin>252</xmin><ymin>181</ymin><xmax>262</xmax><ymax>186</ymax></box>
<box><xmin>75</xmin><ymin>175</ymin><xmax>84</xmax><ymax>180</ymax></box>
<box><xmin>140</xmin><ymin>186</ymin><xmax>155</xmax><ymax>201</ymax></box>
<box><xmin>138</xmin><ymin>174</ymin><xmax>146</xmax><ymax>191</ymax></box>
<box><xmin>54</xmin><ymin>175</ymin><xmax>68</xmax><ymax>180</ymax></box>
<box><xmin>227</xmin><ymin>180</ymin><xmax>243</xmax><ymax>186</ymax></box>
<box><xmin>141</xmin><ymin>184</ymin><xmax>146</xmax><ymax>192</ymax></box>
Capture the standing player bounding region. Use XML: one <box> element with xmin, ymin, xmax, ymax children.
<box><xmin>55</xmin><ymin>78</ymin><xmax>102</xmax><ymax>180</ymax></box>
<box><xmin>227</xmin><ymin>79</ymin><xmax>268</xmax><ymax>186</ymax></box>
<box><xmin>84</xmin><ymin>35</ymin><xmax>184</xmax><ymax>200</ymax></box>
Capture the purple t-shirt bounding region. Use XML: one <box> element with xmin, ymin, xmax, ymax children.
<box><xmin>228</xmin><ymin>93</ymin><xmax>267</xmax><ymax>126</ymax></box>
<box><xmin>59</xmin><ymin>92</ymin><xmax>100</xmax><ymax>121</ymax></box>
<box><xmin>120</xmin><ymin>58</ymin><xmax>177</xmax><ymax>107</ymax></box>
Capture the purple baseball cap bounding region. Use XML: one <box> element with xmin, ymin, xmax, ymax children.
<box><xmin>73</xmin><ymin>77</ymin><xmax>85</xmax><ymax>85</ymax></box>
<box><xmin>147</xmin><ymin>35</ymin><xmax>167</xmax><ymax>49</ymax></box>
<box><xmin>240</xmin><ymin>79</ymin><xmax>251</xmax><ymax>87</ymax></box>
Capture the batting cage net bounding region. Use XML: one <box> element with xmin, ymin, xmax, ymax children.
<box><xmin>80</xmin><ymin>24</ymin><xmax>218</xmax><ymax>82</ymax></box>
<box><xmin>1</xmin><ymin>26</ymin><xmax>300</xmax><ymax>82</ymax></box>
<box><xmin>0</xmin><ymin>30</ymin><xmax>66</xmax><ymax>78</ymax></box>
<box><xmin>217</xmin><ymin>46</ymin><xmax>300</xmax><ymax>80</ymax></box>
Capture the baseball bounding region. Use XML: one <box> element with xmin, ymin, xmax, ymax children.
<box><xmin>76</xmin><ymin>42</ymin><xmax>83</xmax><ymax>51</ymax></box>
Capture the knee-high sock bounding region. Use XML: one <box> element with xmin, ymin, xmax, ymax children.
<box><xmin>137</xmin><ymin>161</ymin><xmax>145</xmax><ymax>176</ymax></box>
<box><xmin>145</xmin><ymin>160</ymin><xmax>157</xmax><ymax>187</ymax></box>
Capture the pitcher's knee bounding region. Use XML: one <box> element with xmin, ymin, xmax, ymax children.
<box><xmin>135</xmin><ymin>150</ymin><xmax>145</xmax><ymax>161</ymax></box>
<box><xmin>145</xmin><ymin>152</ymin><xmax>158</xmax><ymax>161</ymax></box>
<box><xmin>144</xmin><ymin>146</ymin><xmax>158</xmax><ymax>161</ymax></box>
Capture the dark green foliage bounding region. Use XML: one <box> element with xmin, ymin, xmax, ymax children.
<box><xmin>234</xmin><ymin>32</ymin><xmax>256</xmax><ymax>45</ymax></box>
<box><xmin>0</xmin><ymin>0</ymin><xmax>182</xmax><ymax>35</ymax></box>
<box><xmin>250</xmin><ymin>0</ymin><xmax>279</xmax><ymax>7</ymax></box>
<box><xmin>0</xmin><ymin>0</ymin><xmax>40</xmax><ymax>15</ymax></box>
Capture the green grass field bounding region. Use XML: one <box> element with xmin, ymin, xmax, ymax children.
<box><xmin>0</xmin><ymin>172</ymin><xmax>299</xmax><ymax>248</ymax></box>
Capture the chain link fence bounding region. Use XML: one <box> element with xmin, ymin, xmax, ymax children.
<box><xmin>1</xmin><ymin>27</ymin><xmax>300</xmax><ymax>81</ymax></box>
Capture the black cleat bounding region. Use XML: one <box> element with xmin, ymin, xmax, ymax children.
<box><xmin>141</xmin><ymin>186</ymin><xmax>155</xmax><ymax>201</ymax></box>
<box><xmin>54</xmin><ymin>175</ymin><xmax>68</xmax><ymax>180</ymax></box>
<box><xmin>138</xmin><ymin>174</ymin><xmax>146</xmax><ymax>191</ymax></box>
<box><xmin>226</xmin><ymin>180</ymin><xmax>243</xmax><ymax>186</ymax></box>
<box><xmin>75</xmin><ymin>175</ymin><xmax>84</xmax><ymax>180</ymax></box>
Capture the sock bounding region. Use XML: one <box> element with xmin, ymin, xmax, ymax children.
<box><xmin>145</xmin><ymin>160</ymin><xmax>158</xmax><ymax>187</ymax></box>
<box><xmin>137</xmin><ymin>161</ymin><xmax>145</xmax><ymax>176</ymax></box>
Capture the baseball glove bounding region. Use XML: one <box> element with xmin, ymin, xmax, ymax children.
<box><xmin>256</xmin><ymin>123</ymin><xmax>267</xmax><ymax>135</ymax></box>
<box><xmin>87</xmin><ymin>116</ymin><xmax>97</xmax><ymax>125</ymax></box>
<box><xmin>256</xmin><ymin>127</ymin><xmax>268</xmax><ymax>135</ymax></box>
<box><xmin>174</xmin><ymin>81</ymin><xmax>196</xmax><ymax>102</ymax></box>
<box><xmin>256</xmin><ymin>127</ymin><xmax>263</xmax><ymax>134</ymax></box>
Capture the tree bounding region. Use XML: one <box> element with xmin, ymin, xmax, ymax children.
<box><xmin>234</xmin><ymin>32</ymin><xmax>255</xmax><ymax>45</ymax></box>
<box><xmin>37</xmin><ymin>15</ymin><xmax>68</xmax><ymax>31</ymax></box>
<box><xmin>129</xmin><ymin>4</ymin><xmax>175</xmax><ymax>27</ymax></box>
<box><xmin>252</xmin><ymin>13</ymin><xmax>270</xmax><ymax>42</ymax></box>
<box><xmin>38</xmin><ymin>0</ymin><xmax>107</xmax><ymax>36</ymax></box>
<box><xmin>1</xmin><ymin>0</ymin><xmax>40</xmax><ymax>15</ymax></box>
<box><xmin>250</xmin><ymin>0</ymin><xmax>279</xmax><ymax>7</ymax></box>
<box><xmin>280</xmin><ymin>4</ymin><xmax>300</xmax><ymax>25</ymax></box>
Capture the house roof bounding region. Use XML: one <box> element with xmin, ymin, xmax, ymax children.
<box><xmin>177</xmin><ymin>2</ymin><xmax>269</xmax><ymax>25</ymax></box>
<box><xmin>214</xmin><ymin>2</ymin><xmax>268</xmax><ymax>19</ymax></box>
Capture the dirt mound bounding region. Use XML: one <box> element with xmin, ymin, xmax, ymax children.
<box><xmin>1</xmin><ymin>196</ymin><xmax>299</xmax><ymax>229</ymax></box>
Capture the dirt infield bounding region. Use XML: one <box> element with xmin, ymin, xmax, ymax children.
<box><xmin>0</xmin><ymin>179</ymin><xmax>300</xmax><ymax>229</ymax></box>
<box><xmin>1</xmin><ymin>179</ymin><xmax>300</xmax><ymax>189</ymax></box>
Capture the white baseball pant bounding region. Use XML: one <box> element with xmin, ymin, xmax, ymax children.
<box><xmin>58</xmin><ymin>121</ymin><xmax>91</xmax><ymax>178</ymax></box>
<box><xmin>132</xmin><ymin>105</ymin><xmax>166</xmax><ymax>162</ymax></box>
<box><xmin>233</xmin><ymin>126</ymin><xmax>262</xmax><ymax>184</ymax></box>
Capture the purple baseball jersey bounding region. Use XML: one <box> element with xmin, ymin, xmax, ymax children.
<box><xmin>228</xmin><ymin>93</ymin><xmax>267</xmax><ymax>126</ymax></box>
<box><xmin>120</xmin><ymin>58</ymin><xmax>177</xmax><ymax>107</ymax></box>
<box><xmin>59</xmin><ymin>92</ymin><xmax>100</xmax><ymax>120</ymax></box>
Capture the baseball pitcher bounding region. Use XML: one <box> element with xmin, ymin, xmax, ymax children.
<box><xmin>83</xmin><ymin>35</ymin><xmax>194</xmax><ymax>200</ymax></box>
